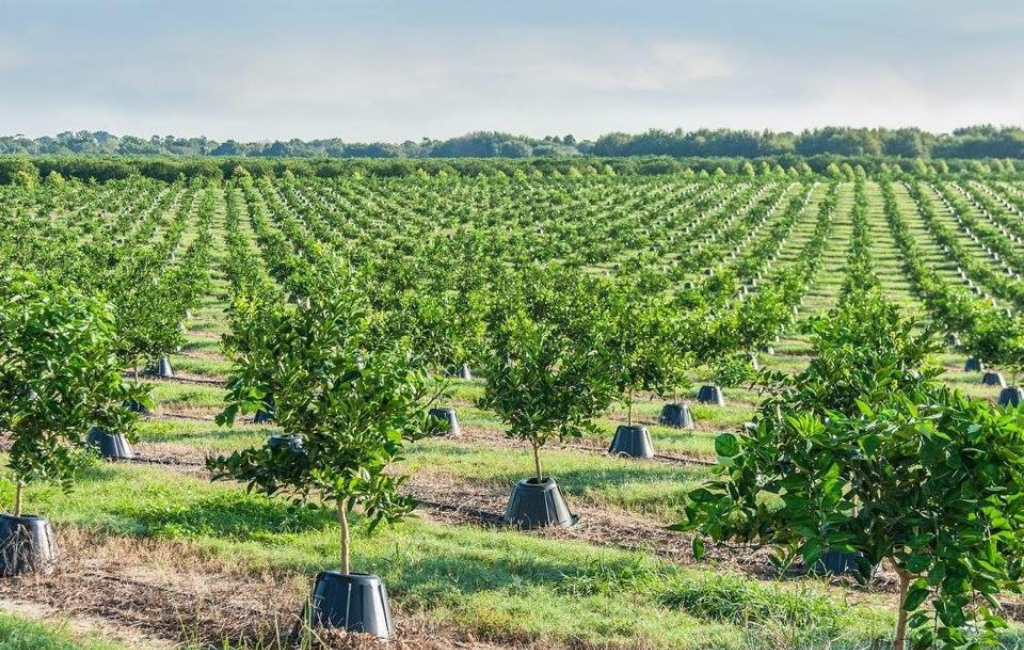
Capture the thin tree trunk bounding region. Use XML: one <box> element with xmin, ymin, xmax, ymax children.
<box><xmin>133</xmin><ymin>359</ymin><xmax>140</xmax><ymax>385</ymax></box>
<box><xmin>532</xmin><ymin>441</ymin><xmax>543</xmax><ymax>482</ymax></box>
<box><xmin>13</xmin><ymin>481</ymin><xmax>24</xmax><ymax>518</ymax></box>
<box><xmin>337</xmin><ymin>498</ymin><xmax>351</xmax><ymax>575</ymax></box>
<box><xmin>894</xmin><ymin>568</ymin><xmax>912</xmax><ymax>650</ymax></box>
<box><xmin>628</xmin><ymin>388</ymin><xmax>634</xmax><ymax>426</ymax></box>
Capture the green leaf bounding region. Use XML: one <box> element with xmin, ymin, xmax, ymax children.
<box><xmin>903</xmin><ymin>582</ymin><xmax>930</xmax><ymax>612</ymax></box>
<box><xmin>715</xmin><ymin>433</ymin><xmax>739</xmax><ymax>458</ymax></box>
<box><xmin>692</xmin><ymin>536</ymin><xmax>706</xmax><ymax>560</ymax></box>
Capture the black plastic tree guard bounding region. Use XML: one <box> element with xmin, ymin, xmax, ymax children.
<box><xmin>86</xmin><ymin>426</ymin><xmax>134</xmax><ymax>460</ymax></box>
<box><xmin>253</xmin><ymin>409</ymin><xmax>274</xmax><ymax>424</ymax></box>
<box><xmin>157</xmin><ymin>357</ymin><xmax>173</xmax><ymax>378</ymax></box>
<box><xmin>267</xmin><ymin>434</ymin><xmax>304</xmax><ymax>452</ymax></box>
<box><xmin>658</xmin><ymin>403</ymin><xmax>695</xmax><ymax>429</ymax></box>
<box><xmin>307</xmin><ymin>571</ymin><xmax>392</xmax><ymax>639</ymax></box>
<box><xmin>964</xmin><ymin>357</ymin><xmax>984</xmax><ymax>372</ymax></box>
<box><xmin>124</xmin><ymin>398</ymin><xmax>150</xmax><ymax>415</ymax></box>
<box><xmin>982</xmin><ymin>371</ymin><xmax>1007</xmax><ymax>387</ymax></box>
<box><xmin>999</xmin><ymin>387</ymin><xmax>1024</xmax><ymax>407</ymax></box>
<box><xmin>608</xmin><ymin>425</ymin><xmax>655</xmax><ymax>459</ymax></box>
<box><xmin>697</xmin><ymin>385</ymin><xmax>726</xmax><ymax>406</ymax></box>
<box><xmin>811</xmin><ymin>550</ymin><xmax>877</xmax><ymax>578</ymax></box>
<box><xmin>504</xmin><ymin>478</ymin><xmax>578</xmax><ymax>529</ymax></box>
<box><xmin>0</xmin><ymin>514</ymin><xmax>58</xmax><ymax>576</ymax></box>
<box><xmin>428</xmin><ymin>407</ymin><xmax>461</xmax><ymax>437</ymax></box>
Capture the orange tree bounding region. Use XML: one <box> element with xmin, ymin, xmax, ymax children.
<box><xmin>479</xmin><ymin>266</ymin><xmax>617</xmax><ymax>481</ymax></box>
<box><xmin>675</xmin><ymin>293</ymin><xmax>1024</xmax><ymax>650</ymax></box>
<box><xmin>0</xmin><ymin>273</ymin><xmax>142</xmax><ymax>516</ymax></box>
<box><xmin>209</xmin><ymin>267</ymin><xmax>442</xmax><ymax>576</ymax></box>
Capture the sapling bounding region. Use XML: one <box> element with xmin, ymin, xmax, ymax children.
<box><xmin>104</xmin><ymin>250</ymin><xmax>188</xmax><ymax>382</ymax></box>
<box><xmin>605</xmin><ymin>279</ymin><xmax>685</xmax><ymax>427</ymax></box>
<box><xmin>982</xmin><ymin>312</ymin><xmax>1024</xmax><ymax>389</ymax></box>
<box><xmin>962</xmin><ymin>309</ymin><xmax>1004</xmax><ymax>382</ymax></box>
<box><xmin>479</xmin><ymin>268</ymin><xmax>617</xmax><ymax>483</ymax></box>
<box><xmin>674</xmin><ymin>294</ymin><xmax>1024</xmax><ymax>650</ymax></box>
<box><xmin>0</xmin><ymin>274</ymin><xmax>142</xmax><ymax>562</ymax></box>
<box><xmin>210</xmin><ymin>269</ymin><xmax>442</xmax><ymax>586</ymax></box>
<box><xmin>218</xmin><ymin>275</ymin><xmax>284</xmax><ymax>422</ymax></box>
<box><xmin>391</xmin><ymin>288</ymin><xmax>488</xmax><ymax>379</ymax></box>
<box><xmin>729</xmin><ymin>284</ymin><xmax>793</xmax><ymax>358</ymax></box>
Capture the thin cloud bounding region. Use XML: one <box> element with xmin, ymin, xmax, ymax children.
<box><xmin>0</xmin><ymin>1</ymin><xmax>1019</xmax><ymax>140</ymax></box>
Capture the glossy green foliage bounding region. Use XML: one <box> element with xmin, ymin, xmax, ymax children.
<box><xmin>678</xmin><ymin>293</ymin><xmax>1024</xmax><ymax>649</ymax></box>
<box><xmin>0</xmin><ymin>273</ymin><xmax>142</xmax><ymax>497</ymax></box>
<box><xmin>211</xmin><ymin>267</ymin><xmax>442</xmax><ymax>530</ymax></box>
<box><xmin>479</xmin><ymin>267</ymin><xmax>619</xmax><ymax>454</ymax></box>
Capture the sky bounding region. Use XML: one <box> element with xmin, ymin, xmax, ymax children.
<box><xmin>1</xmin><ymin>0</ymin><xmax>1022</xmax><ymax>142</ymax></box>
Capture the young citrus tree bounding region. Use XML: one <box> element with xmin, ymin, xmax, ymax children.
<box><xmin>674</xmin><ymin>293</ymin><xmax>1024</xmax><ymax>650</ymax></box>
<box><xmin>0</xmin><ymin>274</ymin><xmax>141</xmax><ymax>550</ymax></box>
<box><xmin>605</xmin><ymin>278</ymin><xmax>685</xmax><ymax>426</ymax></box>
<box><xmin>970</xmin><ymin>310</ymin><xmax>1024</xmax><ymax>388</ymax></box>
<box><xmin>390</xmin><ymin>288</ymin><xmax>488</xmax><ymax>378</ymax></box>
<box><xmin>479</xmin><ymin>267</ymin><xmax>617</xmax><ymax>483</ymax></box>
<box><xmin>217</xmin><ymin>275</ymin><xmax>284</xmax><ymax>423</ymax></box>
<box><xmin>105</xmin><ymin>250</ymin><xmax>188</xmax><ymax>381</ymax></box>
<box><xmin>209</xmin><ymin>267</ymin><xmax>441</xmax><ymax>633</ymax></box>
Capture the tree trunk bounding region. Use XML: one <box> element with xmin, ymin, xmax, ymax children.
<box><xmin>133</xmin><ymin>359</ymin><xmax>140</xmax><ymax>385</ymax></box>
<box><xmin>13</xmin><ymin>481</ymin><xmax>24</xmax><ymax>518</ymax></box>
<box><xmin>532</xmin><ymin>441</ymin><xmax>543</xmax><ymax>482</ymax></box>
<box><xmin>337</xmin><ymin>498</ymin><xmax>351</xmax><ymax>575</ymax></box>
<box><xmin>627</xmin><ymin>388</ymin><xmax>634</xmax><ymax>426</ymax></box>
<box><xmin>894</xmin><ymin>568</ymin><xmax>912</xmax><ymax>650</ymax></box>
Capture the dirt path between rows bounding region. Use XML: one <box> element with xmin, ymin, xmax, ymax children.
<box><xmin>0</xmin><ymin>594</ymin><xmax>177</xmax><ymax>650</ymax></box>
<box><xmin>126</xmin><ymin>440</ymin><xmax>894</xmax><ymax>593</ymax></box>
<box><xmin>0</xmin><ymin>527</ymin><xmax>517</xmax><ymax>650</ymax></box>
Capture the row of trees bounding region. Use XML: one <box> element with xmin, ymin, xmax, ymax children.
<box><xmin>7</xmin><ymin>170</ymin><xmax>1024</xmax><ymax>646</ymax></box>
<box><xmin>2</xmin><ymin>153</ymin><xmax>1018</xmax><ymax>185</ymax></box>
<box><xmin>594</xmin><ymin>126</ymin><xmax>1024</xmax><ymax>160</ymax></box>
<box><xmin>0</xmin><ymin>131</ymin><xmax>580</xmax><ymax>159</ymax></box>
<box><xmin>211</xmin><ymin>249</ymin><xmax>1024</xmax><ymax>647</ymax></box>
<box><xmin>0</xmin><ymin>178</ymin><xmax>215</xmax><ymax>518</ymax></box>
<box><xmin>4</xmin><ymin>126</ymin><xmax>1024</xmax><ymax>160</ymax></box>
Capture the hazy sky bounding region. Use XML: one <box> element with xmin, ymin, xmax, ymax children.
<box><xmin>1</xmin><ymin>0</ymin><xmax>1022</xmax><ymax>141</ymax></box>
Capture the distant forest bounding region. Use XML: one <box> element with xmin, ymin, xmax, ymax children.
<box><xmin>1</xmin><ymin>125</ymin><xmax>1023</xmax><ymax>160</ymax></box>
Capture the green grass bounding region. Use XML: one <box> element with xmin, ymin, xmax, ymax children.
<box><xmin>0</xmin><ymin>612</ymin><xmax>132</xmax><ymax>650</ymax></box>
<box><xmin>146</xmin><ymin>382</ymin><xmax>226</xmax><ymax>409</ymax></box>
<box><xmin>133</xmin><ymin>420</ymin><xmax>713</xmax><ymax>523</ymax></box>
<box><xmin>403</xmin><ymin>439</ymin><xmax>712</xmax><ymax>521</ymax></box>
<box><xmin>0</xmin><ymin>461</ymin><xmax>899</xmax><ymax>650</ymax></box>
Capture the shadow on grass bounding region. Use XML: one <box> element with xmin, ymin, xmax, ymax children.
<box><xmin>112</xmin><ymin>490</ymin><xmax>336</xmax><ymax>540</ymax></box>
<box><xmin>385</xmin><ymin>542</ymin><xmax>660</xmax><ymax>607</ymax></box>
<box><xmin>179</xmin><ymin>340</ymin><xmax>221</xmax><ymax>354</ymax></box>
<box><xmin>551</xmin><ymin>463</ymin><xmax>705</xmax><ymax>496</ymax></box>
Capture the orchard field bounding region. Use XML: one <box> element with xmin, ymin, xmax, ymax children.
<box><xmin>4</xmin><ymin>163</ymin><xmax>1024</xmax><ymax>650</ymax></box>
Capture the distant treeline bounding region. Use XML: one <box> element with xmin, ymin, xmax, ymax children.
<box><xmin>0</xmin><ymin>152</ymin><xmax>1015</xmax><ymax>184</ymax></box>
<box><xmin>2</xmin><ymin>125</ymin><xmax>1024</xmax><ymax>160</ymax></box>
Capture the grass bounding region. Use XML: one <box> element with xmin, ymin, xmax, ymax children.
<box><xmin>132</xmin><ymin>419</ymin><xmax>713</xmax><ymax>523</ymax></box>
<box><xmin>0</xmin><ymin>461</ymin><xmax>900</xmax><ymax>649</ymax></box>
<box><xmin>0</xmin><ymin>612</ymin><xmax>132</xmax><ymax>650</ymax></box>
<box><xmin>402</xmin><ymin>439</ymin><xmax>712</xmax><ymax>522</ymax></box>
